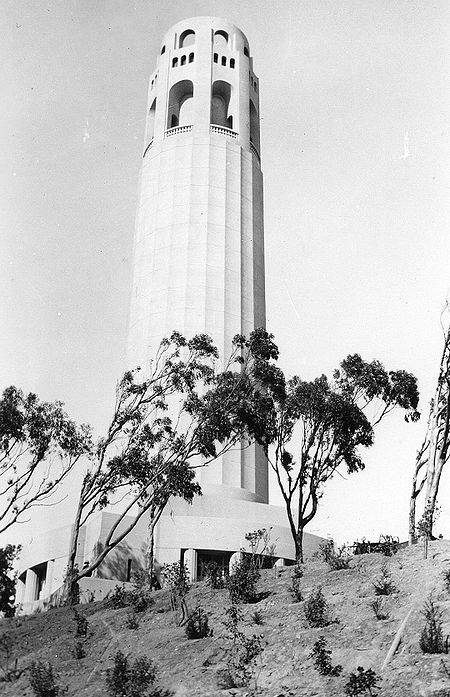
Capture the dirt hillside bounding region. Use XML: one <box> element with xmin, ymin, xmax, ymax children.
<box><xmin>2</xmin><ymin>540</ymin><xmax>450</xmax><ymax>696</ymax></box>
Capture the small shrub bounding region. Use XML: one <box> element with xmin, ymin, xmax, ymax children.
<box><xmin>125</xmin><ymin>611</ymin><xmax>140</xmax><ymax>630</ymax></box>
<box><xmin>244</xmin><ymin>528</ymin><xmax>276</xmax><ymax>568</ymax></box>
<box><xmin>289</xmin><ymin>564</ymin><xmax>303</xmax><ymax>602</ymax></box>
<box><xmin>378</xmin><ymin>534</ymin><xmax>399</xmax><ymax>556</ymax></box>
<box><xmin>105</xmin><ymin>651</ymin><xmax>157</xmax><ymax>697</ymax></box>
<box><xmin>73</xmin><ymin>641</ymin><xmax>86</xmax><ymax>659</ymax></box>
<box><xmin>420</xmin><ymin>596</ymin><xmax>448</xmax><ymax>654</ymax></box>
<box><xmin>185</xmin><ymin>608</ymin><xmax>212</xmax><ymax>639</ymax></box>
<box><xmin>370</xmin><ymin>598</ymin><xmax>389</xmax><ymax>621</ymax></box>
<box><xmin>222</xmin><ymin>605</ymin><xmax>264</xmax><ymax>688</ymax></box>
<box><xmin>29</xmin><ymin>661</ymin><xmax>63</xmax><ymax>697</ymax></box>
<box><xmin>310</xmin><ymin>636</ymin><xmax>342</xmax><ymax>676</ymax></box>
<box><xmin>372</xmin><ymin>566</ymin><xmax>396</xmax><ymax>596</ymax></box>
<box><xmin>227</xmin><ymin>555</ymin><xmax>260</xmax><ymax>604</ymax></box>
<box><xmin>0</xmin><ymin>634</ymin><xmax>21</xmax><ymax>682</ymax></box>
<box><xmin>72</xmin><ymin>608</ymin><xmax>88</xmax><ymax>637</ymax></box>
<box><xmin>202</xmin><ymin>561</ymin><xmax>226</xmax><ymax>589</ymax></box>
<box><xmin>109</xmin><ymin>584</ymin><xmax>129</xmax><ymax>609</ymax></box>
<box><xmin>129</xmin><ymin>570</ymin><xmax>154</xmax><ymax>613</ymax></box>
<box><xmin>344</xmin><ymin>666</ymin><xmax>381</xmax><ymax>695</ymax></box>
<box><xmin>304</xmin><ymin>587</ymin><xmax>330</xmax><ymax>628</ymax></box>
<box><xmin>251</xmin><ymin>610</ymin><xmax>264</xmax><ymax>625</ymax></box>
<box><xmin>108</xmin><ymin>576</ymin><xmax>153</xmax><ymax>614</ymax></box>
<box><xmin>164</xmin><ymin>562</ymin><xmax>190</xmax><ymax>625</ymax></box>
<box><xmin>317</xmin><ymin>541</ymin><xmax>351</xmax><ymax>570</ymax></box>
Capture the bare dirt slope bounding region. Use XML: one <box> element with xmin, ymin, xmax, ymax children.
<box><xmin>2</xmin><ymin>540</ymin><xmax>450</xmax><ymax>696</ymax></box>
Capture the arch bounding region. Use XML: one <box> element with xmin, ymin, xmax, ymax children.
<box><xmin>210</xmin><ymin>80</ymin><xmax>233</xmax><ymax>130</ymax></box>
<box><xmin>172</xmin><ymin>57</ymin><xmax>178</xmax><ymax>68</ymax></box>
<box><xmin>249</xmin><ymin>98</ymin><xmax>260</xmax><ymax>151</ymax></box>
<box><xmin>181</xmin><ymin>55</ymin><xmax>186</xmax><ymax>66</ymax></box>
<box><xmin>179</xmin><ymin>29</ymin><xmax>195</xmax><ymax>48</ymax></box>
<box><xmin>161</xmin><ymin>45</ymin><xmax>166</xmax><ymax>55</ymax></box>
<box><xmin>189</xmin><ymin>52</ymin><xmax>194</xmax><ymax>63</ymax></box>
<box><xmin>167</xmin><ymin>80</ymin><xmax>194</xmax><ymax>129</ymax></box>
<box><xmin>230</xmin><ymin>58</ymin><xmax>235</xmax><ymax>69</ymax></box>
<box><xmin>214</xmin><ymin>30</ymin><xmax>228</xmax><ymax>48</ymax></box>
<box><xmin>243</xmin><ymin>46</ymin><xmax>249</xmax><ymax>57</ymax></box>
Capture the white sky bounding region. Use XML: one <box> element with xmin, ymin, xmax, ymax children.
<box><xmin>1</xmin><ymin>0</ymin><xmax>449</xmax><ymax>548</ymax></box>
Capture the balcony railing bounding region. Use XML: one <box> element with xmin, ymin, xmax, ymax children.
<box><xmin>210</xmin><ymin>125</ymin><xmax>238</xmax><ymax>139</ymax></box>
<box><xmin>164</xmin><ymin>125</ymin><xmax>193</xmax><ymax>138</ymax></box>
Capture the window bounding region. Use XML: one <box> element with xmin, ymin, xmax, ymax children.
<box><xmin>126</xmin><ymin>559</ymin><xmax>132</xmax><ymax>582</ymax></box>
<box><xmin>172</xmin><ymin>57</ymin><xmax>178</xmax><ymax>68</ymax></box>
<box><xmin>179</xmin><ymin>29</ymin><xmax>195</xmax><ymax>48</ymax></box>
<box><xmin>221</xmin><ymin>56</ymin><xmax>226</xmax><ymax>66</ymax></box>
<box><xmin>230</xmin><ymin>58</ymin><xmax>235</xmax><ymax>69</ymax></box>
<box><xmin>243</xmin><ymin>46</ymin><xmax>249</xmax><ymax>57</ymax></box>
<box><xmin>189</xmin><ymin>52</ymin><xmax>194</xmax><ymax>63</ymax></box>
<box><xmin>181</xmin><ymin>55</ymin><xmax>186</xmax><ymax>66</ymax></box>
<box><xmin>213</xmin><ymin>53</ymin><xmax>218</xmax><ymax>63</ymax></box>
<box><xmin>161</xmin><ymin>45</ymin><xmax>166</xmax><ymax>55</ymax></box>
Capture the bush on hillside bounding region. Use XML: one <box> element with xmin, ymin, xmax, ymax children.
<box><xmin>370</xmin><ymin>598</ymin><xmax>389</xmax><ymax>621</ymax></box>
<box><xmin>372</xmin><ymin>566</ymin><xmax>396</xmax><ymax>596</ymax></box>
<box><xmin>227</xmin><ymin>555</ymin><xmax>260</xmax><ymax>604</ymax></box>
<box><xmin>29</xmin><ymin>661</ymin><xmax>63</xmax><ymax>697</ymax></box>
<box><xmin>344</xmin><ymin>666</ymin><xmax>381</xmax><ymax>695</ymax></box>
<box><xmin>184</xmin><ymin>607</ymin><xmax>212</xmax><ymax>639</ymax></box>
<box><xmin>220</xmin><ymin>605</ymin><xmax>264</xmax><ymax>688</ymax></box>
<box><xmin>106</xmin><ymin>651</ymin><xmax>158</xmax><ymax>697</ymax></box>
<box><xmin>310</xmin><ymin>636</ymin><xmax>342</xmax><ymax>676</ymax></box>
<box><xmin>420</xmin><ymin>596</ymin><xmax>448</xmax><ymax>654</ymax></box>
<box><xmin>317</xmin><ymin>540</ymin><xmax>351</xmax><ymax>570</ymax></box>
<box><xmin>304</xmin><ymin>587</ymin><xmax>331</xmax><ymax>628</ymax></box>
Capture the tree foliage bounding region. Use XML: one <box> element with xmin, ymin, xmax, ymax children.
<box><xmin>255</xmin><ymin>353</ymin><xmax>419</xmax><ymax>561</ymax></box>
<box><xmin>0</xmin><ymin>387</ymin><xmax>91</xmax><ymax>536</ymax></box>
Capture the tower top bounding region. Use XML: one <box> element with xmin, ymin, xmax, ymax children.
<box><xmin>159</xmin><ymin>16</ymin><xmax>252</xmax><ymax>61</ymax></box>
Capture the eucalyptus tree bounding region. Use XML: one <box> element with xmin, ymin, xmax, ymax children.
<box><xmin>0</xmin><ymin>386</ymin><xmax>91</xmax><ymax>536</ymax></box>
<box><xmin>65</xmin><ymin>329</ymin><xmax>280</xmax><ymax>600</ymax></box>
<box><xmin>257</xmin><ymin>354</ymin><xmax>419</xmax><ymax>563</ymax></box>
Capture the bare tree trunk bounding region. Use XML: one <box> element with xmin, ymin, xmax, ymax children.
<box><xmin>411</xmin><ymin>324</ymin><xmax>450</xmax><ymax>540</ymax></box>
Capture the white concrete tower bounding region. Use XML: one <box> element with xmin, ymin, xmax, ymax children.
<box><xmin>128</xmin><ymin>17</ymin><xmax>268</xmax><ymax>504</ymax></box>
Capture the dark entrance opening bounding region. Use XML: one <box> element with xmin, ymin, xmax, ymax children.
<box><xmin>197</xmin><ymin>550</ymin><xmax>233</xmax><ymax>581</ymax></box>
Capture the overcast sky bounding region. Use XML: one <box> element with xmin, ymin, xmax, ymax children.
<box><xmin>2</xmin><ymin>0</ymin><xmax>449</xmax><ymax>547</ymax></box>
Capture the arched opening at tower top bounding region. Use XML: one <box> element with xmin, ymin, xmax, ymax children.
<box><xmin>167</xmin><ymin>80</ymin><xmax>194</xmax><ymax>129</ymax></box>
<box><xmin>179</xmin><ymin>29</ymin><xmax>195</xmax><ymax>48</ymax></box>
<box><xmin>210</xmin><ymin>81</ymin><xmax>233</xmax><ymax>130</ymax></box>
<box><xmin>213</xmin><ymin>30</ymin><xmax>228</xmax><ymax>48</ymax></box>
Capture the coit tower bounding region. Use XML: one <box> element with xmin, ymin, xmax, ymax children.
<box><xmin>127</xmin><ymin>17</ymin><xmax>267</xmax><ymax>505</ymax></box>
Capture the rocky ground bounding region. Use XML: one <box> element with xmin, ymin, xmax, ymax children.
<box><xmin>2</xmin><ymin>540</ymin><xmax>450</xmax><ymax>696</ymax></box>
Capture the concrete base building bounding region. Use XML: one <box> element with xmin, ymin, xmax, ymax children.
<box><xmin>15</xmin><ymin>17</ymin><xmax>325</xmax><ymax>613</ymax></box>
